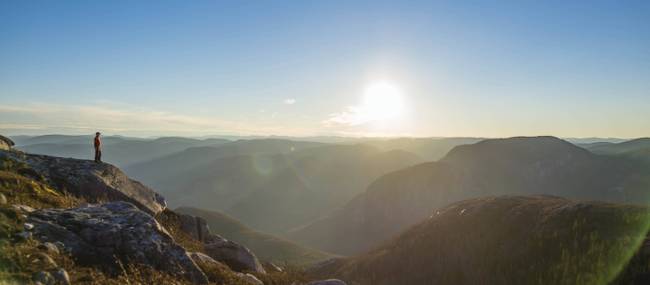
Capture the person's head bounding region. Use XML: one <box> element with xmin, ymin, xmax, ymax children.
<box><xmin>95</xmin><ymin>132</ymin><xmax>101</xmax><ymax>137</ymax></box>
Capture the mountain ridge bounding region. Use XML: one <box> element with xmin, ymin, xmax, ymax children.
<box><xmin>288</xmin><ymin>136</ymin><xmax>650</xmax><ymax>255</ymax></box>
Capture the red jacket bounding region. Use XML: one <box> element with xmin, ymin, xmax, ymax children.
<box><xmin>94</xmin><ymin>137</ymin><xmax>101</xmax><ymax>149</ymax></box>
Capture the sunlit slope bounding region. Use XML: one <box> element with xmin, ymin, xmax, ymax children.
<box><xmin>175</xmin><ymin>206</ymin><xmax>332</xmax><ymax>265</ymax></box>
<box><xmin>317</xmin><ymin>195</ymin><xmax>650</xmax><ymax>285</ymax></box>
<box><xmin>289</xmin><ymin>136</ymin><xmax>650</xmax><ymax>255</ymax></box>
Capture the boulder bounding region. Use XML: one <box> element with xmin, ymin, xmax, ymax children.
<box><xmin>32</xmin><ymin>252</ymin><xmax>57</xmax><ymax>268</ymax></box>
<box><xmin>189</xmin><ymin>251</ymin><xmax>223</xmax><ymax>266</ymax></box>
<box><xmin>24</xmin><ymin>223</ymin><xmax>34</xmax><ymax>230</ymax></box>
<box><xmin>12</xmin><ymin>204</ymin><xmax>35</xmax><ymax>213</ymax></box>
<box><xmin>32</xmin><ymin>271</ymin><xmax>54</xmax><ymax>285</ymax></box>
<box><xmin>52</xmin><ymin>268</ymin><xmax>71</xmax><ymax>285</ymax></box>
<box><xmin>236</xmin><ymin>273</ymin><xmax>264</xmax><ymax>285</ymax></box>
<box><xmin>264</xmin><ymin>261</ymin><xmax>283</xmax><ymax>273</ymax></box>
<box><xmin>0</xmin><ymin>135</ymin><xmax>13</xmax><ymax>151</ymax></box>
<box><xmin>204</xmin><ymin>234</ymin><xmax>266</xmax><ymax>274</ymax></box>
<box><xmin>179</xmin><ymin>213</ymin><xmax>210</xmax><ymax>242</ymax></box>
<box><xmin>307</xmin><ymin>280</ymin><xmax>347</xmax><ymax>285</ymax></box>
<box><xmin>0</xmin><ymin>151</ymin><xmax>166</xmax><ymax>215</ymax></box>
<box><xmin>188</xmin><ymin>251</ymin><xmax>236</xmax><ymax>283</ymax></box>
<box><xmin>38</xmin><ymin>242</ymin><xmax>61</xmax><ymax>255</ymax></box>
<box><xmin>28</xmin><ymin>201</ymin><xmax>207</xmax><ymax>284</ymax></box>
<box><xmin>15</xmin><ymin>231</ymin><xmax>32</xmax><ymax>240</ymax></box>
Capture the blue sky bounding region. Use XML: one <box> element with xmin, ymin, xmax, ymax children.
<box><xmin>1</xmin><ymin>1</ymin><xmax>649</xmax><ymax>137</ymax></box>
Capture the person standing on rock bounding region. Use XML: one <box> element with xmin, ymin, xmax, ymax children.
<box><xmin>94</xmin><ymin>132</ymin><xmax>102</xmax><ymax>163</ymax></box>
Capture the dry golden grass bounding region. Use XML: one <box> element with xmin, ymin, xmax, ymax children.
<box><xmin>155</xmin><ymin>209</ymin><xmax>206</xmax><ymax>253</ymax></box>
<box><xmin>0</xmin><ymin>155</ymin><xmax>313</xmax><ymax>285</ymax></box>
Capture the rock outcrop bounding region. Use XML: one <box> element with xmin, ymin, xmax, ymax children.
<box><xmin>0</xmin><ymin>143</ymin><xmax>342</xmax><ymax>284</ymax></box>
<box><xmin>179</xmin><ymin>213</ymin><xmax>210</xmax><ymax>242</ymax></box>
<box><xmin>0</xmin><ymin>135</ymin><xmax>14</xmax><ymax>151</ymax></box>
<box><xmin>236</xmin><ymin>273</ymin><xmax>264</xmax><ymax>285</ymax></box>
<box><xmin>204</xmin><ymin>234</ymin><xmax>266</xmax><ymax>274</ymax></box>
<box><xmin>0</xmin><ymin>150</ymin><xmax>166</xmax><ymax>215</ymax></box>
<box><xmin>28</xmin><ymin>202</ymin><xmax>208</xmax><ymax>284</ymax></box>
<box><xmin>172</xmin><ymin>211</ymin><xmax>267</xmax><ymax>274</ymax></box>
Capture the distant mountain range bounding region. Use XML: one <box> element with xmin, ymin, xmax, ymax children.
<box><xmin>6</xmin><ymin>133</ymin><xmax>650</xmax><ymax>284</ymax></box>
<box><xmin>582</xmin><ymin>138</ymin><xmax>650</xmax><ymax>164</ymax></box>
<box><xmin>11</xmin><ymin>134</ymin><xmax>650</xmax><ymax>256</ymax></box>
<box><xmin>127</xmin><ymin>141</ymin><xmax>423</xmax><ymax>233</ymax></box>
<box><xmin>13</xmin><ymin>135</ymin><xmax>229</xmax><ymax>167</ymax></box>
<box><xmin>288</xmin><ymin>137</ymin><xmax>650</xmax><ymax>255</ymax></box>
<box><xmin>11</xmin><ymin>134</ymin><xmax>484</xmax><ymax>234</ymax></box>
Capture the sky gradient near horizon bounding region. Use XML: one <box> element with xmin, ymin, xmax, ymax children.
<box><xmin>1</xmin><ymin>1</ymin><xmax>649</xmax><ymax>138</ymax></box>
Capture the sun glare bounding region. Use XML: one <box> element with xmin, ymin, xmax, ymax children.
<box><xmin>361</xmin><ymin>81</ymin><xmax>405</xmax><ymax>122</ymax></box>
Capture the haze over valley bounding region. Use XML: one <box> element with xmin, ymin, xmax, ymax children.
<box><xmin>2</xmin><ymin>1</ymin><xmax>649</xmax><ymax>284</ymax></box>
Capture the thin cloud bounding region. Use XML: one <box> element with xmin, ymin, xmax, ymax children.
<box><xmin>283</xmin><ymin>98</ymin><xmax>296</xmax><ymax>105</ymax></box>
<box><xmin>0</xmin><ymin>103</ymin><xmax>312</xmax><ymax>136</ymax></box>
<box><xmin>322</xmin><ymin>106</ymin><xmax>370</xmax><ymax>127</ymax></box>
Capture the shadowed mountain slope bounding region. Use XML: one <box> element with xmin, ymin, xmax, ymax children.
<box><xmin>315</xmin><ymin>195</ymin><xmax>650</xmax><ymax>285</ymax></box>
<box><xmin>585</xmin><ymin>138</ymin><xmax>650</xmax><ymax>155</ymax></box>
<box><xmin>584</xmin><ymin>138</ymin><xmax>650</xmax><ymax>165</ymax></box>
<box><xmin>359</xmin><ymin>137</ymin><xmax>483</xmax><ymax>161</ymax></box>
<box><xmin>289</xmin><ymin>137</ymin><xmax>650</xmax><ymax>255</ymax></box>
<box><xmin>175</xmin><ymin>207</ymin><xmax>332</xmax><ymax>265</ymax></box>
<box><xmin>225</xmin><ymin>145</ymin><xmax>422</xmax><ymax>232</ymax></box>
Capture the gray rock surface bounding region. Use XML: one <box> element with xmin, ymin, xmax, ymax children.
<box><xmin>52</xmin><ymin>268</ymin><xmax>71</xmax><ymax>285</ymax></box>
<box><xmin>179</xmin><ymin>213</ymin><xmax>210</xmax><ymax>242</ymax></box>
<box><xmin>307</xmin><ymin>279</ymin><xmax>347</xmax><ymax>285</ymax></box>
<box><xmin>189</xmin><ymin>251</ymin><xmax>222</xmax><ymax>266</ymax></box>
<box><xmin>32</xmin><ymin>252</ymin><xmax>57</xmax><ymax>268</ymax></box>
<box><xmin>15</xmin><ymin>231</ymin><xmax>32</xmax><ymax>240</ymax></box>
<box><xmin>12</xmin><ymin>204</ymin><xmax>35</xmax><ymax>213</ymax></box>
<box><xmin>33</xmin><ymin>271</ymin><xmax>54</xmax><ymax>285</ymax></box>
<box><xmin>204</xmin><ymin>234</ymin><xmax>266</xmax><ymax>274</ymax></box>
<box><xmin>24</xmin><ymin>223</ymin><xmax>34</xmax><ymax>230</ymax></box>
<box><xmin>38</xmin><ymin>242</ymin><xmax>61</xmax><ymax>255</ymax></box>
<box><xmin>236</xmin><ymin>273</ymin><xmax>264</xmax><ymax>285</ymax></box>
<box><xmin>28</xmin><ymin>201</ymin><xmax>207</xmax><ymax>284</ymax></box>
<box><xmin>0</xmin><ymin>150</ymin><xmax>166</xmax><ymax>214</ymax></box>
<box><xmin>0</xmin><ymin>135</ymin><xmax>13</xmax><ymax>151</ymax></box>
<box><xmin>264</xmin><ymin>261</ymin><xmax>283</xmax><ymax>273</ymax></box>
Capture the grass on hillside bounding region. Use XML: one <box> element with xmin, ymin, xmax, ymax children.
<box><xmin>328</xmin><ymin>197</ymin><xmax>650</xmax><ymax>285</ymax></box>
<box><xmin>0</xmin><ymin>153</ymin><xmax>314</xmax><ymax>284</ymax></box>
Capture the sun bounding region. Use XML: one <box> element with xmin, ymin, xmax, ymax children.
<box><xmin>361</xmin><ymin>81</ymin><xmax>406</xmax><ymax>122</ymax></box>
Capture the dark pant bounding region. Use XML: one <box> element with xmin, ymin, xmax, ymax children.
<box><xmin>94</xmin><ymin>149</ymin><xmax>102</xmax><ymax>162</ymax></box>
